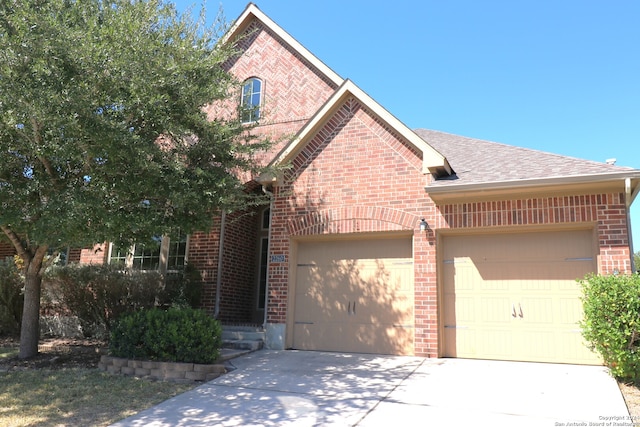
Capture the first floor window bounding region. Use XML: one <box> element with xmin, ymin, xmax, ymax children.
<box><xmin>109</xmin><ymin>233</ymin><xmax>188</xmax><ymax>272</ymax></box>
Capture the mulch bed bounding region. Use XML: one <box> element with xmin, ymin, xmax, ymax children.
<box><xmin>0</xmin><ymin>337</ymin><xmax>107</xmax><ymax>371</ymax></box>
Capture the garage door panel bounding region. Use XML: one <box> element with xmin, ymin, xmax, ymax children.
<box><xmin>479</xmin><ymin>297</ymin><xmax>511</xmax><ymax>322</ymax></box>
<box><xmin>293</xmin><ymin>237</ymin><xmax>414</xmax><ymax>355</ymax></box>
<box><xmin>558</xmin><ymin>297</ymin><xmax>583</xmax><ymax>324</ymax></box>
<box><xmin>442</xmin><ymin>229</ymin><xmax>601</xmax><ymax>365</ymax></box>
<box><xmin>519</xmin><ymin>298</ymin><xmax>554</xmax><ymax>324</ymax></box>
<box><xmin>448</xmin><ymin>296</ymin><xmax>475</xmax><ymax>323</ymax></box>
<box><xmin>293</xmin><ymin>323</ymin><xmax>350</xmax><ymax>353</ymax></box>
<box><xmin>295</xmin><ymin>265</ymin><xmax>350</xmax><ymax>320</ymax></box>
<box><xmin>479</xmin><ymin>329</ymin><xmax>513</xmax><ymax>359</ymax></box>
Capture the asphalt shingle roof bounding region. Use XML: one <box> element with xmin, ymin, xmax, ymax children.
<box><xmin>414</xmin><ymin>128</ymin><xmax>637</xmax><ymax>188</ymax></box>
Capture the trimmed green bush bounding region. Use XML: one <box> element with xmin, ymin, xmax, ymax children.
<box><xmin>580</xmin><ymin>273</ymin><xmax>640</xmax><ymax>380</ymax></box>
<box><xmin>110</xmin><ymin>307</ymin><xmax>222</xmax><ymax>364</ymax></box>
<box><xmin>0</xmin><ymin>257</ymin><xmax>23</xmax><ymax>336</ymax></box>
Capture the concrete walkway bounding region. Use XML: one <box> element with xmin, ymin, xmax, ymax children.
<box><xmin>111</xmin><ymin>350</ymin><xmax>629</xmax><ymax>426</ymax></box>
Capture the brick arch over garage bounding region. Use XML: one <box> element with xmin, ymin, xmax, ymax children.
<box><xmin>287</xmin><ymin>206</ymin><xmax>420</xmax><ymax>236</ymax></box>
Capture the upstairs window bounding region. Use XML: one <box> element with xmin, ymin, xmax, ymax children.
<box><xmin>241</xmin><ymin>78</ymin><xmax>262</xmax><ymax>123</ymax></box>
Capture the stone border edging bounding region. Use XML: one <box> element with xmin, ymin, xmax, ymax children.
<box><xmin>98</xmin><ymin>355</ymin><xmax>227</xmax><ymax>383</ymax></box>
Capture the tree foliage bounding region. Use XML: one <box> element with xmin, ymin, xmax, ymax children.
<box><xmin>0</xmin><ymin>0</ymin><xmax>269</xmax><ymax>357</ymax></box>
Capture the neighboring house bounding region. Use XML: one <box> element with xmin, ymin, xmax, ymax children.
<box><xmin>2</xmin><ymin>3</ymin><xmax>639</xmax><ymax>365</ymax></box>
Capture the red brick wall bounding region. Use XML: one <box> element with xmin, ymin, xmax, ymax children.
<box><xmin>436</xmin><ymin>192</ymin><xmax>632</xmax><ymax>274</ymax></box>
<box><xmin>67</xmin><ymin>248</ymin><xmax>82</xmax><ymax>263</ymax></box>
<box><xmin>188</xmin><ymin>225</ymin><xmax>222</xmax><ymax>315</ymax></box>
<box><xmin>78</xmin><ymin>244</ymin><xmax>107</xmax><ymax>264</ymax></box>
<box><xmin>208</xmin><ymin>18</ymin><xmax>340</xmax><ymax>167</ymax></box>
<box><xmin>266</xmin><ymin>96</ymin><xmax>439</xmax><ymax>357</ymax></box>
<box><xmin>218</xmin><ymin>210</ymin><xmax>258</xmax><ymax>323</ymax></box>
<box><xmin>188</xmin><ymin>210</ymin><xmax>259</xmax><ymax>323</ymax></box>
<box><xmin>0</xmin><ymin>242</ymin><xmax>15</xmax><ymax>260</ymax></box>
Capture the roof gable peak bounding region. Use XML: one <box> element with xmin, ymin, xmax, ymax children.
<box><xmin>224</xmin><ymin>3</ymin><xmax>343</xmax><ymax>87</ymax></box>
<box><xmin>270</xmin><ymin>80</ymin><xmax>453</xmax><ymax>179</ymax></box>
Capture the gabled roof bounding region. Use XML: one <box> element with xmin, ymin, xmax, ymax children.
<box><xmin>266</xmin><ymin>80</ymin><xmax>453</xmax><ymax>179</ymax></box>
<box><xmin>223</xmin><ymin>3</ymin><xmax>343</xmax><ymax>87</ymax></box>
<box><xmin>416</xmin><ymin>129</ymin><xmax>640</xmax><ymax>195</ymax></box>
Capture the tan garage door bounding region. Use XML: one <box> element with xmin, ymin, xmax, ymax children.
<box><xmin>442</xmin><ymin>229</ymin><xmax>601</xmax><ymax>365</ymax></box>
<box><xmin>293</xmin><ymin>237</ymin><xmax>414</xmax><ymax>355</ymax></box>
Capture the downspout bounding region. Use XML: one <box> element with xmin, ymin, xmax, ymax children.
<box><xmin>625</xmin><ymin>178</ymin><xmax>639</xmax><ymax>273</ymax></box>
<box><xmin>214</xmin><ymin>210</ymin><xmax>226</xmax><ymax>319</ymax></box>
<box><xmin>262</xmin><ymin>185</ymin><xmax>274</xmax><ymax>328</ymax></box>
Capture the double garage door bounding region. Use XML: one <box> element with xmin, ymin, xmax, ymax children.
<box><xmin>442</xmin><ymin>229</ymin><xmax>601</xmax><ymax>365</ymax></box>
<box><xmin>291</xmin><ymin>229</ymin><xmax>600</xmax><ymax>364</ymax></box>
<box><xmin>292</xmin><ymin>236</ymin><xmax>414</xmax><ymax>355</ymax></box>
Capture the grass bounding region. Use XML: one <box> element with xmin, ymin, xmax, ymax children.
<box><xmin>0</xmin><ymin>346</ymin><xmax>18</xmax><ymax>360</ymax></box>
<box><xmin>0</xmin><ymin>367</ymin><xmax>197</xmax><ymax>426</ymax></box>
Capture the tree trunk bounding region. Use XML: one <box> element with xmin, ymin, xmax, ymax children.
<box><xmin>19</xmin><ymin>257</ymin><xmax>44</xmax><ymax>359</ymax></box>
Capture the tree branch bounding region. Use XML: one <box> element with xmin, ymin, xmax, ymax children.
<box><xmin>30</xmin><ymin>117</ymin><xmax>61</xmax><ymax>188</ymax></box>
<box><xmin>0</xmin><ymin>224</ymin><xmax>30</xmax><ymax>263</ymax></box>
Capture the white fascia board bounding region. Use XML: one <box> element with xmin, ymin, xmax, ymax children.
<box><xmin>223</xmin><ymin>4</ymin><xmax>343</xmax><ymax>87</ymax></box>
<box><xmin>271</xmin><ymin>79</ymin><xmax>452</xmax><ymax>176</ymax></box>
<box><xmin>426</xmin><ymin>171</ymin><xmax>640</xmax><ymax>194</ymax></box>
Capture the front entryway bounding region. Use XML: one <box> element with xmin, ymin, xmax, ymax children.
<box><xmin>292</xmin><ymin>236</ymin><xmax>414</xmax><ymax>355</ymax></box>
<box><xmin>441</xmin><ymin>228</ymin><xmax>601</xmax><ymax>364</ymax></box>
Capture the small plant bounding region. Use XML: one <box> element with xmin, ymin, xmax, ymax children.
<box><xmin>0</xmin><ymin>257</ymin><xmax>23</xmax><ymax>336</ymax></box>
<box><xmin>580</xmin><ymin>273</ymin><xmax>640</xmax><ymax>380</ymax></box>
<box><xmin>110</xmin><ymin>307</ymin><xmax>222</xmax><ymax>364</ymax></box>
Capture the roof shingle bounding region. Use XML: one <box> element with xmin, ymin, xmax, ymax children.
<box><xmin>414</xmin><ymin>128</ymin><xmax>638</xmax><ymax>188</ymax></box>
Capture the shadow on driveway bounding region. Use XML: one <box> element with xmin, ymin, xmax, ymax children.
<box><xmin>110</xmin><ymin>350</ymin><xmax>629</xmax><ymax>426</ymax></box>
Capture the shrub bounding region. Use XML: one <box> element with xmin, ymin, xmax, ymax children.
<box><xmin>0</xmin><ymin>257</ymin><xmax>23</xmax><ymax>336</ymax></box>
<box><xmin>44</xmin><ymin>264</ymin><xmax>164</xmax><ymax>338</ymax></box>
<box><xmin>110</xmin><ymin>307</ymin><xmax>222</xmax><ymax>364</ymax></box>
<box><xmin>162</xmin><ymin>263</ymin><xmax>203</xmax><ymax>308</ymax></box>
<box><xmin>580</xmin><ymin>273</ymin><xmax>640</xmax><ymax>380</ymax></box>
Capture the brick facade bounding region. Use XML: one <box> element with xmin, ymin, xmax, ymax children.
<box><xmin>265</xmin><ymin>97</ymin><xmax>440</xmax><ymax>356</ymax></box>
<box><xmin>0</xmin><ymin>242</ymin><xmax>15</xmax><ymax>260</ymax></box>
<box><xmin>207</xmin><ymin>18</ymin><xmax>339</xmax><ymax>168</ymax></box>
<box><xmin>78</xmin><ymin>244</ymin><xmax>108</xmax><ymax>264</ymax></box>
<box><xmin>436</xmin><ymin>193</ymin><xmax>632</xmax><ymax>274</ymax></box>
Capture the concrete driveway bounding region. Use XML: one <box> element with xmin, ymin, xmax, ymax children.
<box><xmin>111</xmin><ymin>350</ymin><xmax>629</xmax><ymax>426</ymax></box>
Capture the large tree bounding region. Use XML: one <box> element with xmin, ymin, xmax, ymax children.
<box><xmin>0</xmin><ymin>0</ymin><xmax>268</xmax><ymax>358</ymax></box>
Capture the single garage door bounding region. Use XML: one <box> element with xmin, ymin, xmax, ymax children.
<box><xmin>293</xmin><ymin>237</ymin><xmax>414</xmax><ymax>355</ymax></box>
<box><xmin>442</xmin><ymin>229</ymin><xmax>601</xmax><ymax>365</ymax></box>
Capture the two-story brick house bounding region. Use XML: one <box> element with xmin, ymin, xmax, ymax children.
<box><xmin>3</xmin><ymin>3</ymin><xmax>639</xmax><ymax>365</ymax></box>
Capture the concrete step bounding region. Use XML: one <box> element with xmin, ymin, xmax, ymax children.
<box><xmin>221</xmin><ymin>325</ymin><xmax>265</xmax><ymax>352</ymax></box>
<box><xmin>221</xmin><ymin>330</ymin><xmax>266</xmax><ymax>341</ymax></box>
<box><xmin>222</xmin><ymin>339</ymin><xmax>263</xmax><ymax>351</ymax></box>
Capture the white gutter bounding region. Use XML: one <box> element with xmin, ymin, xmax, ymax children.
<box><xmin>213</xmin><ymin>210</ymin><xmax>226</xmax><ymax>318</ymax></box>
<box><xmin>426</xmin><ymin>171</ymin><xmax>640</xmax><ymax>194</ymax></box>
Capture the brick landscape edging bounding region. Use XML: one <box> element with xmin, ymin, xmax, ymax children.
<box><xmin>98</xmin><ymin>355</ymin><xmax>227</xmax><ymax>383</ymax></box>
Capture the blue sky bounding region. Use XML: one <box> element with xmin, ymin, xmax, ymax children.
<box><xmin>175</xmin><ymin>0</ymin><xmax>640</xmax><ymax>255</ymax></box>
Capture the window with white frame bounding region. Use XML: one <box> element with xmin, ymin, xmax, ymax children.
<box><xmin>109</xmin><ymin>233</ymin><xmax>188</xmax><ymax>272</ymax></box>
<box><xmin>241</xmin><ymin>77</ymin><xmax>262</xmax><ymax>123</ymax></box>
